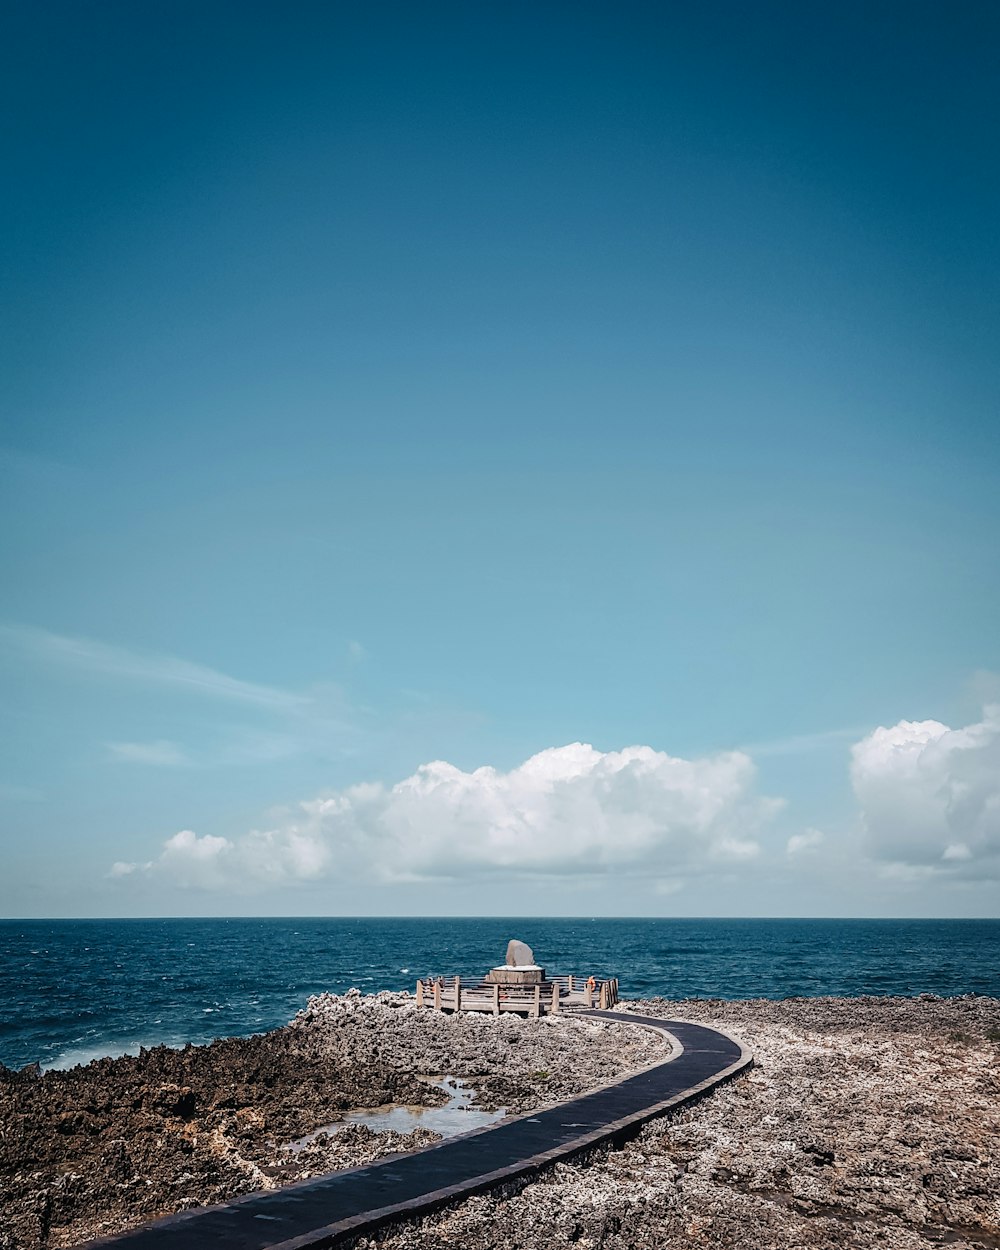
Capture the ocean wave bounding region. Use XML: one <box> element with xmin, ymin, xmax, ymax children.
<box><xmin>44</xmin><ymin>1038</ymin><xmax>182</xmax><ymax>1071</ymax></box>
<box><xmin>3</xmin><ymin>917</ymin><xmax>998</xmax><ymax>1070</ymax></box>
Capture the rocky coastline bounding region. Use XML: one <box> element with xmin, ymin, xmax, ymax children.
<box><xmin>2</xmin><ymin>993</ymin><xmax>998</xmax><ymax>1250</ymax></box>
<box><xmin>362</xmin><ymin>995</ymin><xmax>1000</xmax><ymax>1250</ymax></box>
<box><xmin>0</xmin><ymin>989</ymin><xmax>662</xmax><ymax>1248</ymax></box>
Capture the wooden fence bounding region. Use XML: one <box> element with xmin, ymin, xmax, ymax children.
<box><xmin>415</xmin><ymin>974</ymin><xmax>620</xmax><ymax>1016</ymax></box>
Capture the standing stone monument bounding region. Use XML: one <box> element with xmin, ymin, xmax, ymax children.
<box><xmin>486</xmin><ymin>938</ymin><xmax>545</xmax><ymax>985</ymax></box>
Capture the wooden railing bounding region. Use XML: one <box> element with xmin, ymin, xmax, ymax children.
<box><xmin>415</xmin><ymin>975</ymin><xmax>620</xmax><ymax>1016</ymax></box>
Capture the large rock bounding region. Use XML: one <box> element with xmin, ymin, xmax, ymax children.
<box><xmin>505</xmin><ymin>939</ymin><xmax>535</xmax><ymax>967</ymax></box>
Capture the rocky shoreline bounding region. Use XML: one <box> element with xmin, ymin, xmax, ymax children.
<box><xmin>1</xmin><ymin>994</ymin><xmax>998</xmax><ymax>1250</ymax></box>
<box><xmin>0</xmin><ymin>989</ymin><xmax>662</xmax><ymax>1248</ymax></box>
<box><xmin>361</xmin><ymin>995</ymin><xmax>1000</xmax><ymax>1250</ymax></box>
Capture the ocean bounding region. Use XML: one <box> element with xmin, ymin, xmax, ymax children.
<box><xmin>1</xmin><ymin>916</ymin><xmax>997</xmax><ymax>1071</ymax></box>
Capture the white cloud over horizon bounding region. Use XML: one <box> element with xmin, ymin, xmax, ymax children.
<box><xmin>851</xmin><ymin>706</ymin><xmax>1000</xmax><ymax>878</ymax></box>
<box><xmin>106</xmin><ymin>708</ymin><xmax>1000</xmax><ymax>903</ymax></box>
<box><xmin>110</xmin><ymin>742</ymin><xmax>784</xmax><ymax>892</ymax></box>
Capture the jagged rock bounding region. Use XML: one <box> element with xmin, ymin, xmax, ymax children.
<box><xmin>0</xmin><ymin>991</ymin><xmax>659</xmax><ymax>1248</ymax></box>
<box><xmin>360</xmin><ymin>995</ymin><xmax>1000</xmax><ymax>1250</ymax></box>
<box><xmin>5</xmin><ymin>995</ymin><xmax>999</xmax><ymax>1250</ymax></box>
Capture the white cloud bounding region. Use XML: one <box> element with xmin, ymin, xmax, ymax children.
<box><xmin>108</xmin><ymin>740</ymin><xmax>189</xmax><ymax>766</ymax></box>
<box><xmin>851</xmin><ymin>706</ymin><xmax>1000</xmax><ymax>877</ymax></box>
<box><xmin>714</xmin><ymin>836</ymin><xmax>761</xmax><ymax>860</ymax></box>
<box><xmin>112</xmin><ymin>742</ymin><xmax>783</xmax><ymax>892</ymax></box>
<box><xmin>112</xmin><ymin>826</ymin><xmax>331</xmax><ymax>892</ymax></box>
<box><xmin>0</xmin><ymin>623</ymin><xmax>308</xmax><ymax>709</ymax></box>
<box><xmin>942</xmin><ymin>842</ymin><xmax>971</xmax><ymax>861</ymax></box>
<box><xmin>787</xmin><ymin>828</ymin><xmax>824</xmax><ymax>855</ymax></box>
<box><xmin>109</xmin><ymin>860</ymin><xmax>144</xmax><ymax>878</ymax></box>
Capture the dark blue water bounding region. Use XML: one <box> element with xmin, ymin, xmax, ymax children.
<box><xmin>1</xmin><ymin>917</ymin><xmax>997</xmax><ymax>1070</ymax></box>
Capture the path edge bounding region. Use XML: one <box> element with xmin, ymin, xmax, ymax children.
<box><xmin>266</xmin><ymin>1012</ymin><xmax>753</xmax><ymax>1250</ymax></box>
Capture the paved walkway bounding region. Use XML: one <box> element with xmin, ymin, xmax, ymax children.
<box><xmin>85</xmin><ymin>1012</ymin><xmax>751</xmax><ymax>1250</ymax></box>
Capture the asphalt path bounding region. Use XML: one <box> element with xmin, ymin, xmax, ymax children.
<box><xmin>83</xmin><ymin>1011</ymin><xmax>752</xmax><ymax>1250</ymax></box>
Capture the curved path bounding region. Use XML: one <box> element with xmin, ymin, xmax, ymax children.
<box><xmin>85</xmin><ymin>1012</ymin><xmax>751</xmax><ymax>1250</ymax></box>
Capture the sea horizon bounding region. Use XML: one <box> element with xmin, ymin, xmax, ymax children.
<box><xmin>5</xmin><ymin>913</ymin><xmax>999</xmax><ymax>922</ymax></box>
<box><xmin>3</xmin><ymin>915</ymin><xmax>998</xmax><ymax>1071</ymax></box>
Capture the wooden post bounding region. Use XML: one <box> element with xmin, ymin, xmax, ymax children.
<box><xmin>416</xmin><ymin>979</ymin><xmax>424</xmax><ymax>1007</ymax></box>
<box><xmin>551</xmin><ymin>981</ymin><xmax>559</xmax><ymax>1014</ymax></box>
<box><xmin>433</xmin><ymin>980</ymin><xmax>442</xmax><ymax>1010</ymax></box>
<box><xmin>599</xmin><ymin>981</ymin><xmax>608</xmax><ymax>1010</ymax></box>
<box><xmin>533</xmin><ymin>984</ymin><xmax>541</xmax><ymax>1017</ymax></box>
<box><xmin>454</xmin><ymin>975</ymin><xmax>461</xmax><ymax>1012</ymax></box>
<box><xmin>493</xmin><ymin>983</ymin><xmax>500</xmax><ymax>1016</ymax></box>
<box><xmin>568</xmin><ymin>974</ymin><xmax>574</xmax><ymax>992</ymax></box>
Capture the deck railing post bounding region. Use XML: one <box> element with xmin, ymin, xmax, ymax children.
<box><xmin>419</xmin><ymin>970</ymin><xmax>614</xmax><ymax>1015</ymax></box>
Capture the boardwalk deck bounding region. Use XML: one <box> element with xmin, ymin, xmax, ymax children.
<box><xmin>416</xmin><ymin>974</ymin><xmax>620</xmax><ymax>1015</ymax></box>
<box><xmin>82</xmin><ymin>1012</ymin><xmax>751</xmax><ymax>1250</ymax></box>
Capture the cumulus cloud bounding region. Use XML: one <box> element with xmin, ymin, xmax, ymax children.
<box><xmin>109</xmin><ymin>860</ymin><xmax>144</xmax><ymax>878</ymax></box>
<box><xmin>112</xmin><ymin>827</ymin><xmax>331</xmax><ymax>892</ymax></box>
<box><xmin>851</xmin><ymin>706</ymin><xmax>1000</xmax><ymax>876</ymax></box>
<box><xmin>111</xmin><ymin>742</ymin><xmax>782</xmax><ymax>892</ymax></box>
<box><xmin>786</xmin><ymin>828</ymin><xmax>824</xmax><ymax>855</ymax></box>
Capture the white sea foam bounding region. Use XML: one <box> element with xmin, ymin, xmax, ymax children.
<box><xmin>44</xmin><ymin>1038</ymin><xmax>185</xmax><ymax>1071</ymax></box>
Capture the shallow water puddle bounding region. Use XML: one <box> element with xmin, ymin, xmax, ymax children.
<box><xmin>285</xmin><ymin>1076</ymin><xmax>505</xmax><ymax>1151</ymax></box>
<box><xmin>346</xmin><ymin>1076</ymin><xmax>506</xmax><ymax>1137</ymax></box>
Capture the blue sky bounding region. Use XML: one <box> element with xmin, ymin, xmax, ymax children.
<box><xmin>2</xmin><ymin>2</ymin><xmax>998</xmax><ymax>918</ymax></box>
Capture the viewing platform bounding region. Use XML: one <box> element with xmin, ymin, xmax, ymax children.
<box><xmin>416</xmin><ymin>939</ymin><xmax>619</xmax><ymax>1016</ymax></box>
<box><xmin>416</xmin><ymin>972</ymin><xmax>620</xmax><ymax>1016</ymax></box>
